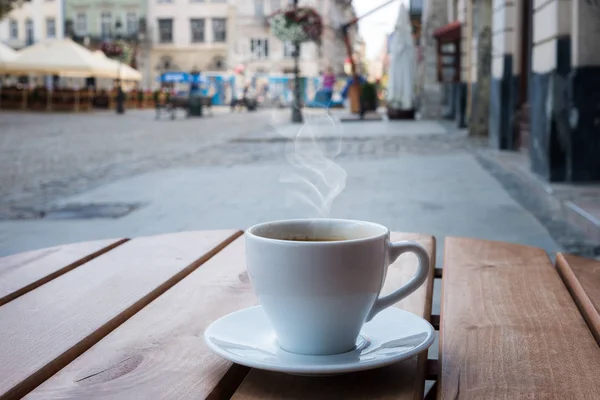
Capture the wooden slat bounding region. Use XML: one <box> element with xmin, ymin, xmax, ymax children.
<box><xmin>27</xmin><ymin>236</ymin><xmax>255</xmax><ymax>400</ymax></box>
<box><xmin>0</xmin><ymin>230</ymin><xmax>240</xmax><ymax>400</ymax></box>
<box><xmin>440</xmin><ymin>237</ymin><xmax>600</xmax><ymax>400</ymax></box>
<box><xmin>231</xmin><ymin>233</ymin><xmax>436</xmax><ymax>400</ymax></box>
<box><xmin>28</xmin><ymin>233</ymin><xmax>435</xmax><ymax>400</ymax></box>
<box><xmin>556</xmin><ymin>253</ymin><xmax>600</xmax><ymax>345</ymax></box>
<box><xmin>0</xmin><ymin>238</ymin><xmax>128</xmax><ymax>306</ymax></box>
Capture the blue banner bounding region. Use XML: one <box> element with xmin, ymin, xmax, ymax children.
<box><xmin>158</xmin><ymin>72</ymin><xmax>208</xmax><ymax>84</ymax></box>
<box><xmin>160</xmin><ymin>72</ymin><xmax>189</xmax><ymax>83</ymax></box>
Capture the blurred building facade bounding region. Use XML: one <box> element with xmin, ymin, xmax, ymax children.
<box><xmin>353</xmin><ymin>34</ymin><xmax>367</xmax><ymax>75</ymax></box>
<box><xmin>488</xmin><ymin>0</ymin><xmax>600</xmax><ymax>182</ymax></box>
<box><xmin>0</xmin><ymin>0</ymin><xmax>359</xmax><ymax>90</ymax></box>
<box><xmin>228</xmin><ymin>0</ymin><xmax>357</xmax><ymax>77</ymax></box>
<box><xmin>0</xmin><ymin>0</ymin><xmax>64</xmax><ymax>48</ymax></box>
<box><xmin>425</xmin><ymin>0</ymin><xmax>600</xmax><ymax>182</ymax></box>
<box><xmin>417</xmin><ymin>0</ymin><xmax>448</xmax><ymax>119</ymax></box>
<box><xmin>147</xmin><ymin>0</ymin><xmax>234</xmax><ymax>89</ymax></box>
<box><xmin>368</xmin><ymin>34</ymin><xmax>390</xmax><ymax>82</ymax></box>
<box><xmin>62</xmin><ymin>0</ymin><xmax>148</xmax><ymax>87</ymax></box>
<box><xmin>64</xmin><ymin>0</ymin><xmax>147</xmax><ymax>44</ymax></box>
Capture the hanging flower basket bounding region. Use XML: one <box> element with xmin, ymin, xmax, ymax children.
<box><xmin>101</xmin><ymin>41</ymin><xmax>123</xmax><ymax>58</ymax></box>
<box><xmin>269</xmin><ymin>7</ymin><xmax>323</xmax><ymax>44</ymax></box>
<box><xmin>101</xmin><ymin>40</ymin><xmax>135</xmax><ymax>66</ymax></box>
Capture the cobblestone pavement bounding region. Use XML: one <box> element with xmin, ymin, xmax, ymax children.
<box><xmin>0</xmin><ymin>110</ymin><xmax>485</xmax><ymax>218</ymax></box>
<box><xmin>0</xmin><ymin>108</ymin><xmax>281</xmax><ymax>212</ymax></box>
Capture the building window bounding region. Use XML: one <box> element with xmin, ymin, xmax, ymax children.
<box><xmin>126</xmin><ymin>12</ymin><xmax>137</xmax><ymax>34</ymax></box>
<box><xmin>212</xmin><ymin>18</ymin><xmax>226</xmax><ymax>42</ymax></box>
<box><xmin>284</xmin><ymin>41</ymin><xmax>301</xmax><ymax>58</ymax></box>
<box><xmin>46</xmin><ymin>18</ymin><xmax>56</xmax><ymax>38</ymax></box>
<box><xmin>9</xmin><ymin>20</ymin><xmax>18</xmax><ymax>40</ymax></box>
<box><xmin>250</xmin><ymin>38</ymin><xmax>269</xmax><ymax>59</ymax></box>
<box><xmin>254</xmin><ymin>0</ymin><xmax>264</xmax><ymax>16</ymax></box>
<box><xmin>25</xmin><ymin>19</ymin><xmax>34</xmax><ymax>45</ymax></box>
<box><xmin>159</xmin><ymin>56</ymin><xmax>172</xmax><ymax>70</ymax></box>
<box><xmin>213</xmin><ymin>56</ymin><xmax>224</xmax><ymax>69</ymax></box>
<box><xmin>158</xmin><ymin>18</ymin><xmax>173</xmax><ymax>43</ymax></box>
<box><xmin>100</xmin><ymin>11</ymin><xmax>112</xmax><ymax>38</ymax></box>
<box><xmin>75</xmin><ymin>13</ymin><xmax>87</xmax><ymax>35</ymax></box>
<box><xmin>190</xmin><ymin>18</ymin><xmax>205</xmax><ymax>43</ymax></box>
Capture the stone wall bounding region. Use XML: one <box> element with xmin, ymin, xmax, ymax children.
<box><xmin>469</xmin><ymin>0</ymin><xmax>492</xmax><ymax>136</ymax></box>
<box><xmin>418</xmin><ymin>0</ymin><xmax>448</xmax><ymax>119</ymax></box>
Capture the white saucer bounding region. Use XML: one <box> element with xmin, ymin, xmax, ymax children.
<box><xmin>204</xmin><ymin>305</ymin><xmax>435</xmax><ymax>376</ymax></box>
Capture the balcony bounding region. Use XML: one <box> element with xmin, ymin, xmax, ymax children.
<box><xmin>71</xmin><ymin>33</ymin><xmax>142</xmax><ymax>47</ymax></box>
<box><xmin>65</xmin><ymin>18</ymin><xmax>148</xmax><ymax>47</ymax></box>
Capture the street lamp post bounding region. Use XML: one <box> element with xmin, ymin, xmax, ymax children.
<box><xmin>291</xmin><ymin>0</ymin><xmax>303</xmax><ymax>123</ymax></box>
<box><xmin>114</xmin><ymin>20</ymin><xmax>124</xmax><ymax>114</ymax></box>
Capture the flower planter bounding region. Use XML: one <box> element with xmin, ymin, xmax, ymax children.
<box><xmin>269</xmin><ymin>7</ymin><xmax>323</xmax><ymax>44</ymax></box>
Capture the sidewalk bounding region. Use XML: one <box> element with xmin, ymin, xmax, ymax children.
<box><xmin>478</xmin><ymin>149</ymin><xmax>600</xmax><ymax>258</ymax></box>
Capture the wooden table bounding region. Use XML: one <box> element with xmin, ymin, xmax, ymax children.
<box><xmin>1</xmin><ymin>230</ymin><xmax>599</xmax><ymax>400</ymax></box>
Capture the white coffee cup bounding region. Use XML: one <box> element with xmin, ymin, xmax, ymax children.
<box><xmin>245</xmin><ymin>218</ymin><xmax>430</xmax><ymax>356</ymax></box>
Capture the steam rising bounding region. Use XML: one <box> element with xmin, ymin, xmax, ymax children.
<box><xmin>273</xmin><ymin>109</ymin><xmax>347</xmax><ymax>218</ymax></box>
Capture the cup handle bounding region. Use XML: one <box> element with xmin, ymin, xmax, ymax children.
<box><xmin>365</xmin><ymin>241</ymin><xmax>430</xmax><ymax>322</ymax></box>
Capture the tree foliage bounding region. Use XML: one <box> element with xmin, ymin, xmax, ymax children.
<box><xmin>0</xmin><ymin>0</ymin><xmax>21</xmax><ymax>21</ymax></box>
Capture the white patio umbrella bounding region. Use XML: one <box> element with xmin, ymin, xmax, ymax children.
<box><xmin>386</xmin><ymin>4</ymin><xmax>416</xmax><ymax>110</ymax></box>
<box><xmin>1</xmin><ymin>38</ymin><xmax>118</xmax><ymax>78</ymax></box>
<box><xmin>0</xmin><ymin>43</ymin><xmax>18</xmax><ymax>107</ymax></box>
<box><xmin>92</xmin><ymin>50</ymin><xmax>142</xmax><ymax>82</ymax></box>
<box><xmin>0</xmin><ymin>42</ymin><xmax>17</xmax><ymax>67</ymax></box>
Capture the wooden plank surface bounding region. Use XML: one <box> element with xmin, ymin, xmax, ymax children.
<box><xmin>556</xmin><ymin>253</ymin><xmax>600</xmax><ymax>345</ymax></box>
<box><xmin>28</xmin><ymin>233</ymin><xmax>435</xmax><ymax>400</ymax></box>
<box><xmin>27</xmin><ymin>236</ymin><xmax>256</xmax><ymax>400</ymax></box>
<box><xmin>231</xmin><ymin>233</ymin><xmax>436</xmax><ymax>400</ymax></box>
<box><xmin>440</xmin><ymin>238</ymin><xmax>600</xmax><ymax>400</ymax></box>
<box><xmin>0</xmin><ymin>230</ymin><xmax>239</xmax><ymax>400</ymax></box>
<box><xmin>0</xmin><ymin>238</ymin><xmax>127</xmax><ymax>306</ymax></box>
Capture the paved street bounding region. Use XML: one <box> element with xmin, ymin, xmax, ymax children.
<box><xmin>0</xmin><ymin>108</ymin><xmax>279</xmax><ymax>210</ymax></box>
<box><xmin>0</xmin><ymin>108</ymin><xmax>560</xmax><ymax>261</ymax></box>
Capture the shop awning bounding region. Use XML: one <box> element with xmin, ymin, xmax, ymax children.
<box><xmin>433</xmin><ymin>21</ymin><xmax>461</xmax><ymax>42</ymax></box>
<box><xmin>433</xmin><ymin>21</ymin><xmax>461</xmax><ymax>83</ymax></box>
<box><xmin>92</xmin><ymin>50</ymin><xmax>142</xmax><ymax>82</ymax></box>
